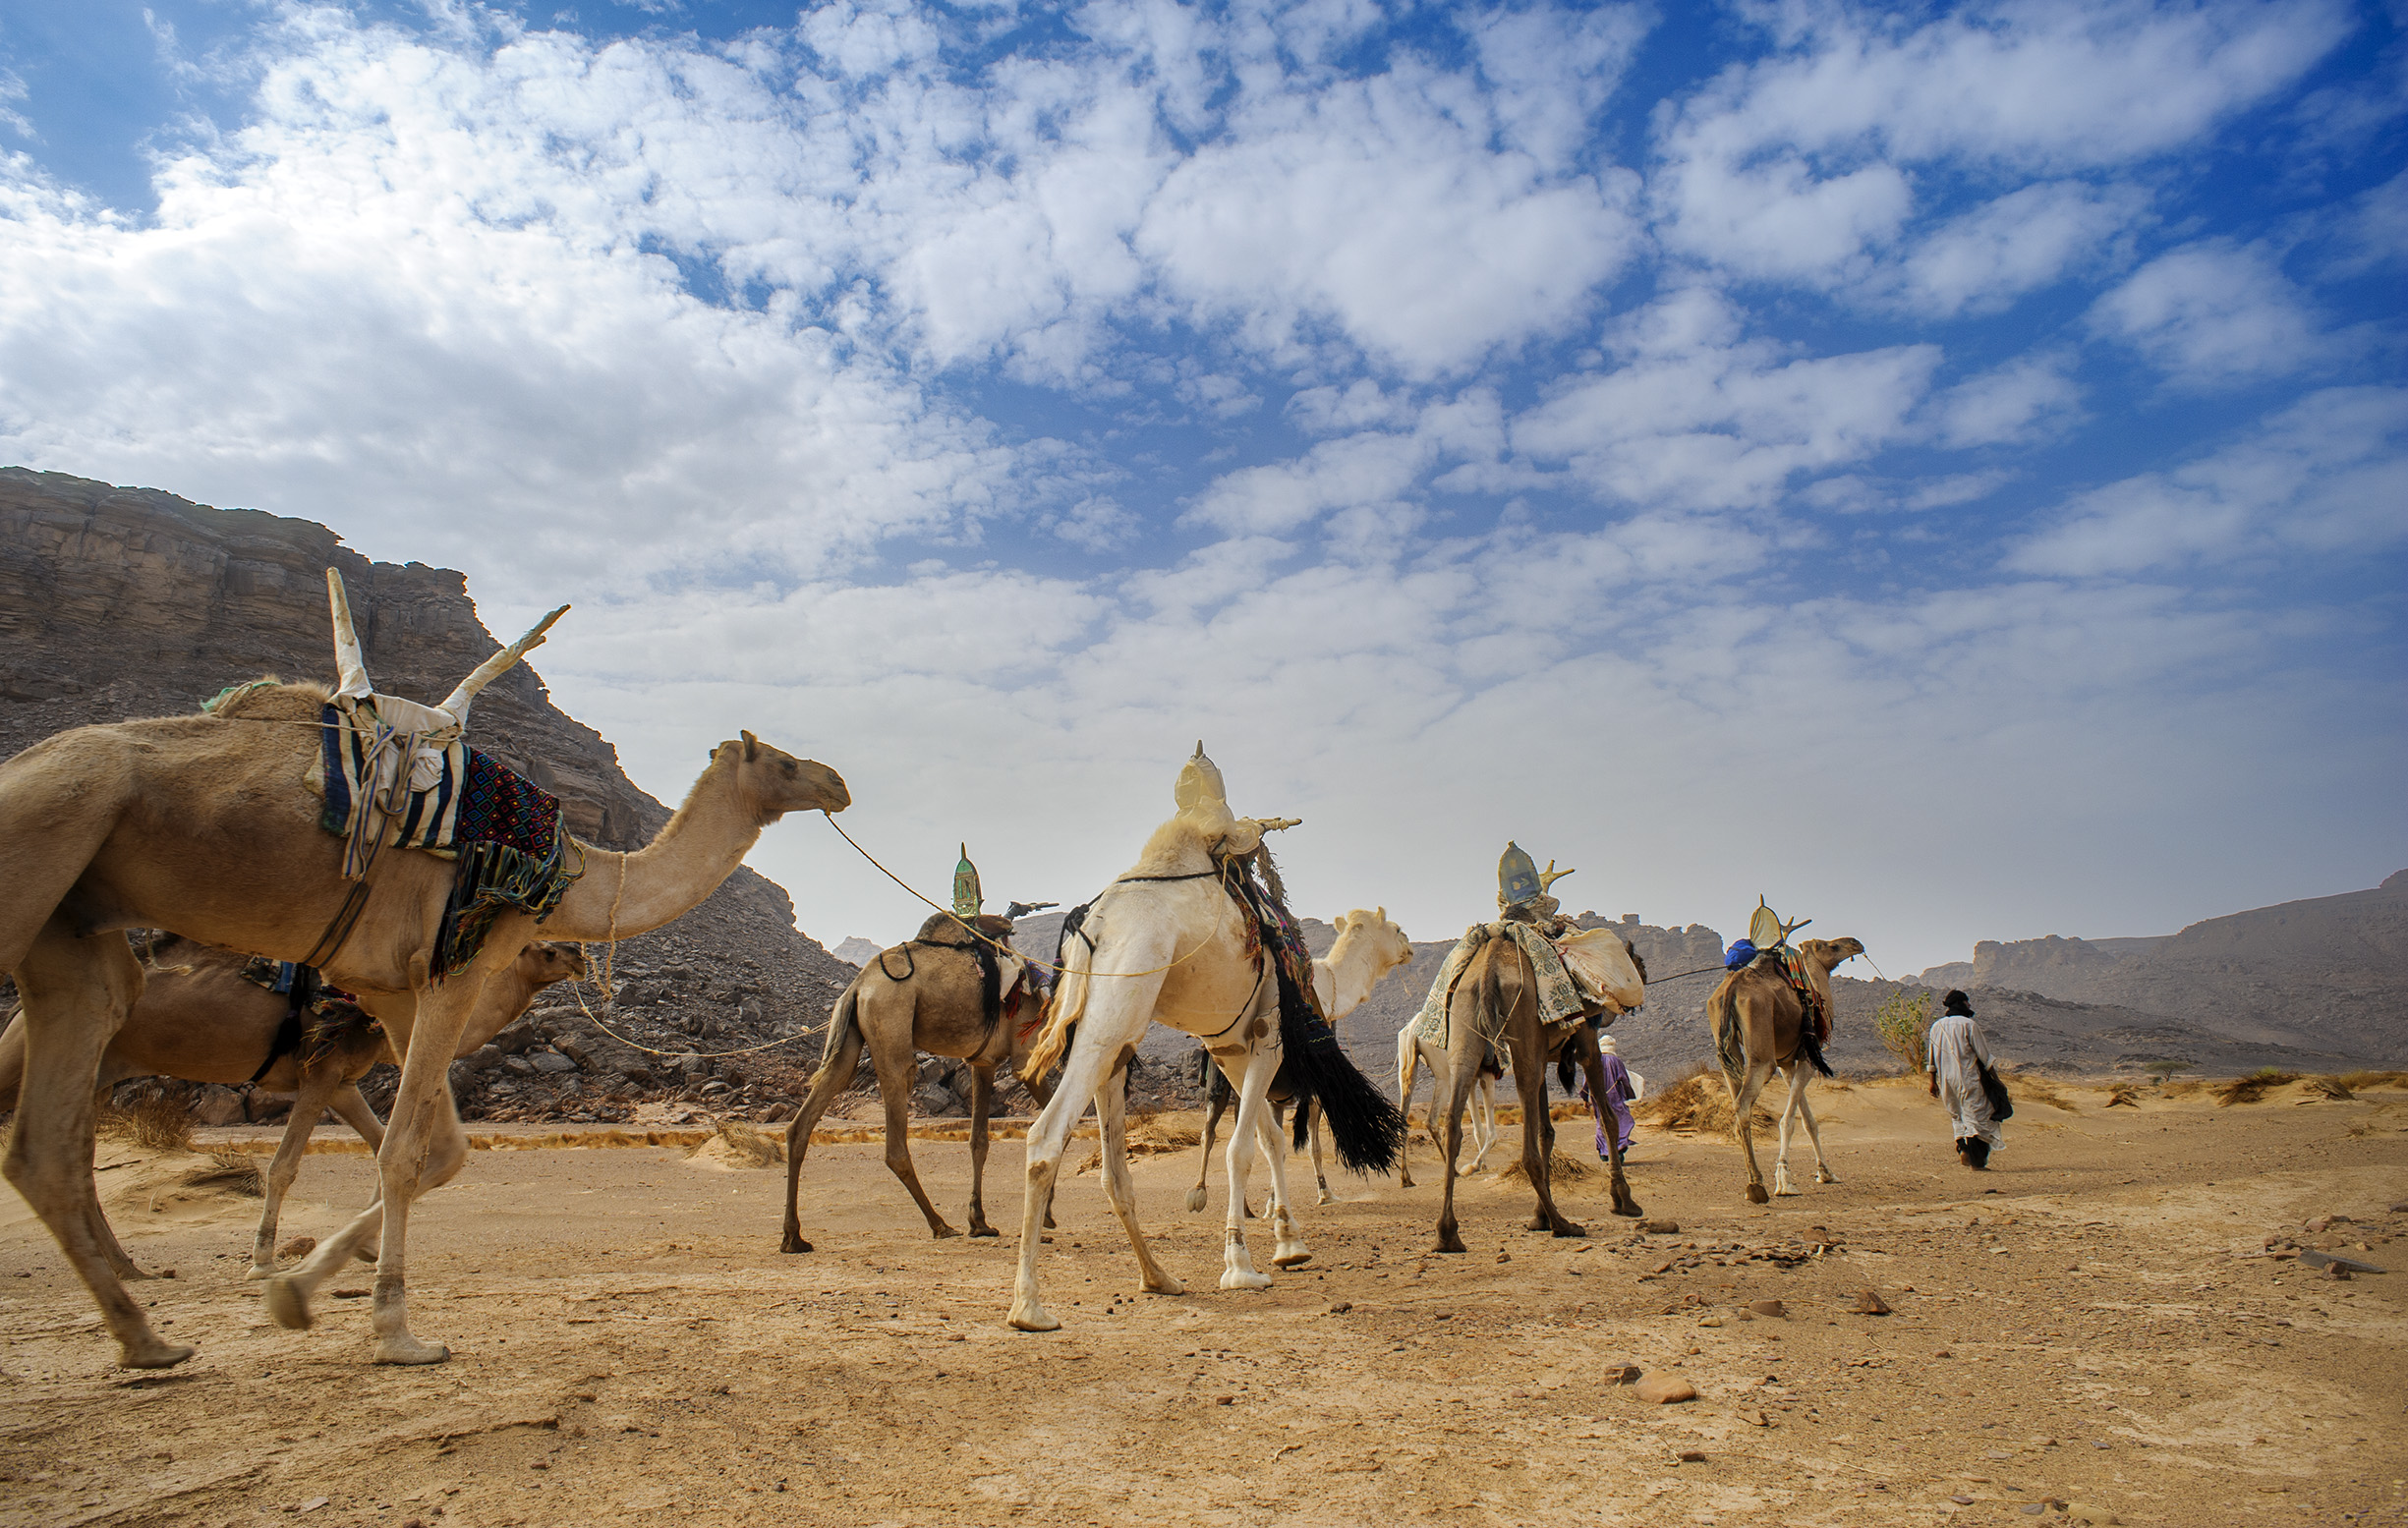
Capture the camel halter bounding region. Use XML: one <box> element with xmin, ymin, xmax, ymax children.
<box><xmin>818</xmin><ymin>812</ymin><xmax>1220</xmax><ymax>980</ymax></box>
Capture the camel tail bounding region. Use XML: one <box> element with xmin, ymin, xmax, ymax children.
<box><xmin>1280</xmin><ymin>961</ymin><xmax>1405</xmax><ymax>1176</ymax></box>
<box><xmin>1708</xmin><ymin>981</ymin><xmax>1747</xmax><ymax>1085</ymax></box>
<box><xmin>812</xmin><ymin>976</ymin><xmax>866</xmax><ymax>1079</ymax></box>
<box><xmin>1024</xmin><ymin>900</ymin><xmax>1097</xmax><ymax>1084</ymax></box>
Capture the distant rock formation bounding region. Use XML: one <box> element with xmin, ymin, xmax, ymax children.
<box><xmin>0</xmin><ymin>467</ymin><xmax>860</xmax><ymax>1123</ymax></box>
<box><xmin>831</xmin><ymin>936</ymin><xmax>885</xmax><ymax>967</ymax></box>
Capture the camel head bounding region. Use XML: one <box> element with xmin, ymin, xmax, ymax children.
<box><xmin>1332</xmin><ymin>906</ymin><xmax>1412</xmax><ymax>979</ymax></box>
<box><xmin>1800</xmin><ymin>936</ymin><xmax>1864</xmax><ymax>972</ymax></box>
<box><xmin>713</xmin><ymin>730</ymin><xmax>850</xmax><ymax>821</ymax></box>
<box><xmin>520</xmin><ymin>941</ymin><xmax>588</xmax><ymax>987</ymax></box>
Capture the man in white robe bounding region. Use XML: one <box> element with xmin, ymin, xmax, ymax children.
<box><xmin>1926</xmin><ymin>990</ymin><xmax>2001</xmax><ymax>1168</ymax></box>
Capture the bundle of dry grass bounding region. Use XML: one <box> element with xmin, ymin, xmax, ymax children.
<box><xmin>2215</xmin><ymin>1069</ymin><xmax>2301</xmax><ymax>1105</ymax></box>
<box><xmin>96</xmin><ymin>1093</ymin><xmax>194</xmax><ymax>1154</ymax></box>
<box><xmin>181</xmin><ymin>1151</ymin><xmax>264</xmax><ymax>1198</ymax></box>
<box><xmin>1497</xmin><ymin>1148</ymin><xmax>1593</xmax><ymax>1184</ymax></box>
<box><xmin>2103</xmin><ymin>1084</ymin><xmax>2142</xmax><ymax>1107</ymax></box>
<box><xmin>1634</xmin><ymin>1063</ymin><xmax>1776</xmax><ymax>1135</ymax></box>
<box><xmin>2338</xmin><ymin>1069</ymin><xmax>2408</xmax><ymax>1091</ymax></box>
<box><xmin>1074</xmin><ymin>1115</ymin><xmax>1203</xmax><ymax>1174</ymax></box>
<box><xmin>2298</xmin><ymin>1075</ymin><xmax>2354</xmax><ymax>1102</ymax></box>
<box><xmin>688</xmin><ymin>1119</ymin><xmax>787</xmax><ymax>1167</ymax></box>
<box><xmin>2003</xmin><ymin>1068</ymin><xmax>2080</xmax><ymax>1112</ymax></box>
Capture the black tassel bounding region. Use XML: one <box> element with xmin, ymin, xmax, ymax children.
<box><xmin>1272</xmin><ymin>950</ymin><xmax>1405</xmax><ymax>1174</ymax></box>
<box><xmin>1799</xmin><ymin>1024</ymin><xmax>1835</xmax><ymax>1078</ymax></box>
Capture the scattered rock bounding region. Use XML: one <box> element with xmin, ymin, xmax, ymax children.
<box><xmin>2299</xmin><ymin>1249</ymin><xmax>2384</xmax><ymax>1274</ymax></box>
<box><xmin>1607</xmin><ymin>1365</ymin><xmax>1641</xmax><ymax>1385</ymax></box>
<box><xmin>193</xmin><ymin>1084</ymin><xmax>244</xmax><ymax>1127</ymax></box>
<box><xmin>331</xmin><ymin>1287</ymin><xmax>370</xmax><ymax>1299</ymax></box>
<box><xmin>1853</xmin><ymin>1289</ymin><xmax>1893</xmax><ymax>1315</ymax></box>
<box><xmin>277</xmin><ymin>1236</ymin><xmax>316</xmax><ymax>1263</ymax></box>
<box><xmin>528</xmin><ymin>1050</ymin><xmax>577</xmax><ymax>1074</ymax></box>
<box><xmin>1327</xmin><ymin>1302</ymin><xmax>1351</xmax><ymax>1315</ymax></box>
<box><xmin>2304</xmin><ymin>1216</ymin><xmax>2333</xmax><ymax>1233</ymax></box>
<box><xmin>1496</xmin><ymin>1252</ymin><xmax>1511</xmax><ymax>1264</ymax></box>
<box><xmin>296</xmin><ymin>1499</ymin><xmax>329</xmax><ymax>1513</ymax></box>
<box><xmin>1748</xmin><ymin>1298</ymin><xmax>1787</xmax><ymax>1319</ymax></box>
<box><xmin>1677</xmin><ymin>1449</ymin><xmax>1707</xmax><ymax>1463</ymax></box>
<box><xmin>1636</xmin><ymin>1218</ymin><xmax>1681</xmax><ymax>1234</ymax></box>
<box><xmin>1633</xmin><ymin>1373</ymin><xmax>1697</xmax><ymax>1404</ymax></box>
<box><xmin>1697</xmin><ymin>1316</ymin><xmax>1723</xmax><ymax>1328</ymax></box>
<box><xmin>2064</xmin><ymin>1504</ymin><xmax>2121</xmax><ymax>1525</ymax></box>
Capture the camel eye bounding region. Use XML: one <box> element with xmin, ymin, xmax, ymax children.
<box><xmin>781</xmin><ymin>761</ymin><xmax>796</xmax><ymax>777</ymax></box>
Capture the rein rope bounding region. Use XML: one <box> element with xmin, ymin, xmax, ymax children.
<box><xmin>819</xmin><ymin>812</ymin><xmax>1219</xmax><ymax>980</ymax></box>
<box><xmin>570</xmin><ymin>852</ymin><xmax>815</xmax><ymax>1061</ymax></box>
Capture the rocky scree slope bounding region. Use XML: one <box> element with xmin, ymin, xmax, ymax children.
<box><xmin>0</xmin><ymin>468</ymin><xmax>858</xmax><ymax>1124</ymax></box>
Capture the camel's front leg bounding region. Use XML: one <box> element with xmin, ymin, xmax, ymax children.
<box><xmin>1184</xmin><ymin>1071</ymin><xmax>1230</xmax><ymax>1214</ymax></box>
<box><xmin>249</xmin><ymin>1062</ymin><xmax>348</xmax><ymax>1278</ymax></box>
<box><xmin>1797</xmin><ymin>1079</ymin><xmax>1837</xmax><ymax>1185</ymax></box>
<box><xmin>5</xmin><ymin>922</ymin><xmax>187</xmax><ymax>1369</ymax></box>
<box><xmin>966</xmin><ymin>1064</ymin><xmax>1000</xmax><ymax>1237</ymax></box>
<box><xmin>1219</xmin><ymin>1041</ymin><xmax>1280</xmax><ymax>1290</ymax></box>
<box><xmin>325</xmin><ymin>1084</ymin><xmax>388</xmax><ymax>1264</ymax></box>
<box><xmin>1468</xmin><ymin>1069</ymin><xmax>1499</xmax><ymax>1173</ymax></box>
<box><xmin>1395</xmin><ymin>1031</ymin><xmax>1419</xmax><ymax>1188</ymax></box>
<box><xmin>1431</xmin><ymin>1038</ymin><xmax>1479</xmax><ymax>1255</ymax></box>
<box><xmin>1096</xmin><ymin>1066</ymin><xmax>1184</xmax><ymax>1296</ymax></box>
<box><xmin>1009</xmin><ymin>1008</ymin><xmax>1136</xmax><ymax>1331</ymax></box>
<box><xmin>780</xmin><ymin>1021</ymin><xmax>864</xmax><ymax>1253</ymax></box>
<box><xmin>268</xmin><ymin>967</ymin><xmax>480</xmax><ymax>1364</ymax></box>
<box><xmin>1773</xmin><ymin>1062</ymin><xmax>1808</xmax><ymax>1197</ymax></box>
<box><xmin>1305</xmin><ymin>1099</ymin><xmax>1332</xmax><ymax>1207</ymax></box>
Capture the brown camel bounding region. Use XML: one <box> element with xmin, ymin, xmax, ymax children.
<box><xmin>1705</xmin><ymin>936</ymin><xmax>1864</xmax><ymax>1204</ymax></box>
<box><xmin>0</xmin><ymin>937</ymin><xmax>584</xmax><ymax>1280</ymax></box>
<box><xmin>0</xmin><ymin>631</ymin><xmax>846</xmax><ymax>1367</ymax></box>
<box><xmin>779</xmin><ymin>911</ymin><xmax>1059</xmax><ymax>1249</ymax></box>
<box><xmin>1429</xmin><ymin>928</ymin><xmax>1642</xmax><ymax>1255</ymax></box>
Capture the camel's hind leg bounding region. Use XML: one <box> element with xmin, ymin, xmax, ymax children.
<box><xmin>780</xmin><ymin>1020</ymin><xmax>865</xmax><ymax>1253</ymax></box>
<box><xmin>325</xmin><ymin>1084</ymin><xmax>387</xmax><ymax>1264</ymax></box>
<box><xmin>863</xmin><ymin>1016</ymin><xmax>955</xmax><ymax>1239</ymax></box>
<box><xmin>1510</xmin><ymin>1034</ymin><xmax>1582</xmax><ymax>1238</ymax></box>
<box><xmin>1096</xmin><ymin>1064</ymin><xmax>1184</xmax><ymax>1296</ymax></box>
<box><xmin>1219</xmin><ymin>1039</ymin><xmax>1283</xmax><ymax>1289</ymax></box>
<box><xmin>1468</xmin><ymin>1067</ymin><xmax>1500</xmax><ymax>1173</ymax></box>
<box><xmin>1248</xmin><ymin>1101</ymin><xmax>1310</xmax><ymax>1268</ymax></box>
<box><xmin>1773</xmin><ymin>1061</ymin><xmax>1810</xmax><ymax>1197</ymax></box>
<box><xmin>4</xmin><ymin>921</ymin><xmax>187</xmax><ymax>1369</ymax></box>
<box><xmin>1431</xmin><ymin>1034</ymin><xmax>1480</xmax><ymax>1255</ymax></box>
<box><xmin>1797</xmin><ymin>1076</ymin><xmax>1837</xmax><ymax>1185</ymax></box>
<box><xmin>1184</xmin><ymin>1070</ymin><xmax>1231</xmax><ymax>1214</ymax></box>
<box><xmin>1725</xmin><ymin>1058</ymin><xmax>1777</xmax><ymax>1205</ymax></box>
<box><xmin>966</xmin><ymin>1064</ymin><xmax>1000</xmax><ymax>1238</ymax></box>
<box><xmin>249</xmin><ymin>1062</ymin><xmax>350</xmax><ymax>1278</ymax></box>
<box><xmin>1305</xmin><ymin>1099</ymin><xmax>1332</xmax><ymax>1207</ymax></box>
<box><xmin>1011</xmin><ymin>986</ymin><xmax>1158</xmax><ymax>1331</ymax></box>
<box><xmin>1395</xmin><ymin>1030</ymin><xmax>1419</xmax><ymax>1188</ymax></box>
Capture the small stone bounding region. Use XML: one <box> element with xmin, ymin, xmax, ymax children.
<box><xmin>278</xmin><ymin>1236</ymin><xmax>316</xmax><ymax>1263</ymax></box>
<box><xmin>1951</xmin><ymin>1495</ymin><xmax>1975</xmax><ymax>1505</ymax></box>
<box><xmin>2064</xmin><ymin>1503</ymin><xmax>2121</xmax><ymax>1525</ymax></box>
<box><xmin>331</xmin><ymin>1287</ymin><xmax>370</xmax><ymax>1299</ymax></box>
<box><xmin>1609</xmin><ymin>1365</ymin><xmax>1642</xmax><ymax>1384</ymax></box>
<box><xmin>296</xmin><ymin>1500</ymin><xmax>329</xmax><ymax>1514</ymax></box>
<box><xmin>1327</xmin><ymin>1302</ymin><xmax>1351</xmax><ymax>1315</ymax></box>
<box><xmin>1496</xmin><ymin>1252</ymin><xmax>1511</xmax><ymax>1264</ymax></box>
<box><xmin>2303</xmin><ymin>1215</ymin><xmax>2332</xmax><ymax>1233</ymax></box>
<box><xmin>2018</xmin><ymin>1505</ymin><xmax>2045</xmax><ymax>1516</ymax></box>
<box><xmin>1697</xmin><ymin>1316</ymin><xmax>1723</xmax><ymax>1328</ymax></box>
<box><xmin>1853</xmin><ymin>1289</ymin><xmax>1892</xmax><ymax>1315</ymax></box>
<box><xmin>1633</xmin><ymin>1372</ymin><xmax>1697</xmax><ymax>1404</ymax></box>
<box><xmin>1678</xmin><ymin>1449</ymin><xmax>1707</xmax><ymax>1462</ymax></box>
<box><xmin>1214</xmin><ymin>1394</ymin><xmax>1233</xmax><ymax>1405</ymax></box>
<box><xmin>1637</xmin><ymin>1218</ymin><xmax>1681</xmax><ymax>1234</ymax></box>
<box><xmin>1749</xmin><ymin>1298</ymin><xmax>1787</xmax><ymax>1318</ymax></box>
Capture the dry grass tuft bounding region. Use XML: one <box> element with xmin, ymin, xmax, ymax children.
<box><xmin>689</xmin><ymin>1120</ymin><xmax>786</xmax><ymax>1167</ymax></box>
<box><xmin>182</xmin><ymin>1151</ymin><xmax>265</xmax><ymax>1198</ymax></box>
<box><xmin>2299</xmin><ymin>1075</ymin><xmax>2355</xmax><ymax>1102</ymax></box>
<box><xmin>2215</xmin><ymin>1069</ymin><xmax>2301</xmax><ymax>1106</ymax></box>
<box><xmin>1634</xmin><ymin>1063</ymin><xmax>1776</xmax><ymax>1135</ymax></box>
<box><xmin>1496</xmin><ymin>1149</ymin><xmax>1593</xmax><ymax>1184</ymax></box>
<box><xmin>1075</xmin><ymin>1116</ymin><xmax>1206</xmax><ymax>1175</ymax></box>
<box><xmin>97</xmin><ymin>1093</ymin><xmax>195</xmax><ymax>1155</ymax></box>
<box><xmin>2103</xmin><ymin>1084</ymin><xmax>2142</xmax><ymax>1108</ymax></box>
<box><xmin>2338</xmin><ymin>1070</ymin><xmax>2408</xmax><ymax>1092</ymax></box>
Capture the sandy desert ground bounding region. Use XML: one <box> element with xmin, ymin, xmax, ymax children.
<box><xmin>3</xmin><ymin>1077</ymin><xmax>2405</xmax><ymax>1528</ymax></box>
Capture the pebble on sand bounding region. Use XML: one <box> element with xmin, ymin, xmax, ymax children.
<box><xmin>1853</xmin><ymin>1289</ymin><xmax>1893</xmax><ymax>1315</ymax></box>
<box><xmin>1748</xmin><ymin>1299</ymin><xmax>1787</xmax><ymax>1318</ymax></box>
<box><xmin>1633</xmin><ymin>1373</ymin><xmax>1698</xmax><ymax>1404</ymax></box>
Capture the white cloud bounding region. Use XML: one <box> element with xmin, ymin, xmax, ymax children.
<box><xmin>1925</xmin><ymin>350</ymin><xmax>2085</xmax><ymax>448</ymax></box>
<box><xmin>1655</xmin><ymin>0</ymin><xmax>2350</xmax><ymax>284</ymax></box>
<box><xmin>2089</xmin><ymin>240</ymin><xmax>2334</xmax><ymax>386</ymax></box>
<box><xmin>2006</xmin><ymin>386</ymin><xmax>2408</xmax><ymax>575</ymax></box>
<box><xmin>1886</xmin><ymin>181</ymin><xmax>2145</xmax><ymax>316</ymax></box>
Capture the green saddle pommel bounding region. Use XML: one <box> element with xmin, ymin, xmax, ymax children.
<box><xmin>952</xmin><ymin>843</ymin><xmax>983</xmax><ymax>919</ymax></box>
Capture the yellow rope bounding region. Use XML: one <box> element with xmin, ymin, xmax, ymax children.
<box><xmin>569</xmin><ymin>852</ymin><xmax>817</xmax><ymax>1060</ymax></box>
<box><xmin>818</xmin><ymin>812</ymin><xmax>1221</xmax><ymax>980</ymax></box>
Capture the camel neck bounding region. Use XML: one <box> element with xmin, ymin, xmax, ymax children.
<box><xmin>545</xmin><ymin>761</ymin><xmax>763</xmax><ymax>939</ymax></box>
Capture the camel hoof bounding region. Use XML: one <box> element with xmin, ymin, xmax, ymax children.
<box><xmin>1314</xmin><ymin>1191</ymin><xmax>1334</xmax><ymax>1207</ymax></box>
<box><xmin>1143</xmin><ymin>1273</ymin><xmax>1187</xmax><ymax>1296</ymax></box>
<box><xmin>1184</xmin><ymin>1187</ymin><xmax>1208</xmax><ymax>1214</ymax></box>
<box><xmin>373</xmin><ymin>1335</ymin><xmax>451</xmax><ymax>1366</ymax></box>
<box><xmin>1816</xmin><ymin>1170</ymin><xmax>1838</xmax><ymax>1185</ymax></box>
<box><xmin>1613</xmin><ymin>1201</ymin><xmax>1644</xmax><ymax>1218</ymax></box>
<box><xmin>1398</xmin><ymin>1172</ymin><xmax>1415</xmax><ymax>1189</ymax></box>
<box><xmin>1007</xmin><ymin>1302</ymin><xmax>1061</xmax><ymax>1332</ymax></box>
<box><xmin>263</xmin><ymin>1275</ymin><xmax>314</xmax><ymax>1331</ymax></box>
<box><xmin>1219</xmin><ymin>1269</ymin><xmax>1273</xmax><ymax>1291</ymax></box>
<box><xmin>353</xmin><ymin>1242</ymin><xmax>379</xmax><ymax>1264</ymax></box>
<box><xmin>780</xmin><ymin>1235</ymin><xmax>814</xmax><ymax>1254</ymax></box>
<box><xmin>1272</xmin><ymin>1249</ymin><xmax>1312</xmax><ymax>1269</ymax></box>
<box><xmin>931</xmin><ymin>1223</ymin><xmax>962</xmax><ymax>1240</ymax></box>
<box><xmin>968</xmin><ymin>1224</ymin><xmax>1000</xmax><ymax>1239</ymax></box>
<box><xmin>1043</xmin><ymin>1215</ymin><xmax>1059</xmax><ymax>1230</ymax></box>
<box><xmin>244</xmin><ymin>1265</ymin><xmax>275</xmax><ymax>1282</ymax></box>
<box><xmin>119</xmin><ymin>1337</ymin><xmax>197</xmax><ymax>1371</ymax></box>
<box><xmin>1552</xmin><ymin>1220</ymin><xmax>1587</xmax><ymax>1239</ymax></box>
<box><xmin>1433</xmin><ymin>1231</ymin><xmax>1466</xmax><ymax>1256</ymax></box>
<box><xmin>1746</xmin><ymin>1183</ymin><xmax>1770</xmax><ymax>1205</ymax></box>
<box><xmin>1773</xmin><ymin>1182</ymin><xmax>1800</xmax><ymax>1198</ymax></box>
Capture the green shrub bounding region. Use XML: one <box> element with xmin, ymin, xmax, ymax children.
<box><xmin>1872</xmin><ymin>990</ymin><xmax>1932</xmax><ymax>1073</ymax></box>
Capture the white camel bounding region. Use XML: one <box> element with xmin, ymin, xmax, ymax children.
<box><xmin>1183</xmin><ymin>906</ymin><xmax>1415</xmax><ymax>1212</ymax></box>
<box><xmin>1395</xmin><ymin>1020</ymin><xmax>1503</xmax><ymax>1185</ymax></box>
<box><xmin>1010</xmin><ymin>746</ymin><xmax>1404</xmax><ymax>1331</ymax></box>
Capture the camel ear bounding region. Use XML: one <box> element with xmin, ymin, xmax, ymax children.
<box><xmin>741</xmin><ymin>729</ymin><xmax>760</xmax><ymax>763</ymax></box>
<box><xmin>1377</xmin><ymin>905</ymin><xmax>1387</xmax><ymax>925</ymax></box>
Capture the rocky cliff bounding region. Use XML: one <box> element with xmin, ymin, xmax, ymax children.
<box><xmin>0</xmin><ymin>468</ymin><xmax>858</xmax><ymax>1123</ymax></box>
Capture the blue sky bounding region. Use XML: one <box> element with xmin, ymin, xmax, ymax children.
<box><xmin>1</xmin><ymin>0</ymin><xmax>2401</xmax><ymax>973</ymax></box>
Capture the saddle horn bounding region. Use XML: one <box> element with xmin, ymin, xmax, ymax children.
<box><xmin>327</xmin><ymin>568</ymin><xmax>568</xmax><ymax>728</ymax></box>
<box><xmin>436</xmin><ymin>602</ymin><xmax>570</xmax><ymax>728</ymax></box>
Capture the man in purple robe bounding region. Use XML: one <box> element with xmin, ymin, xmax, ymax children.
<box><xmin>1582</xmin><ymin>1033</ymin><xmax>1636</xmax><ymax>1158</ymax></box>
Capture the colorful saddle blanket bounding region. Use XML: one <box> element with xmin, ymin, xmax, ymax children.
<box><xmin>1758</xmin><ymin>944</ymin><xmax>1831</xmax><ymax>1045</ymax></box>
<box><xmin>312</xmin><ymin>705</ymin><xmax>579</xmax><ymax>979</ymax></box>
<box><xmin>1410</xmin><ymin>921</ymin><xmax>1593</xmax><ymax>1047</ymax></box>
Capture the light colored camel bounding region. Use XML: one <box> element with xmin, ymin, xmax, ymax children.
<box><xmin>1183</xmin><ymin>906</ymin><xmax>1413</xmax><ymax>1212</ymax></box>
<box><xmin>779</xmin><ymin>911</ymin><xmax>1058</xmax><ymax>1248</ymax></box>
<box><xmin>0</xmin><ymin>605</ymin><xmax>846</xmax><ymax>1367</ymax></box>
<box><xmin>1007</xmin><ymin>747</ymin><xmax>1404</xmax><ymax>1331</ymax></box>
<box><xmin>1428</xmin><ymin>929</ymin><xmax>1644</xmax><ymax>1254</ymax></box>
<box><xmin>1396</xmin><ymin>1021</ymin><xmax>1503</xmax><ymax>1186</ymax></box>
<box><xmin>1706</xmin><ymin>936</ymin><xmax>1863</xmax><ymax>1203</ymax></box>
<box><xmin>0</xmin><ymin>937</ymin><xmax>583</xmax><ymax>1279</ymax></box>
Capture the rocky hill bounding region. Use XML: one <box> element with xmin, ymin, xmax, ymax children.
<box><xmin>0</xmin><ymin>468</ymin><xmax>859</xmax><ymax>1124</ymax></box>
